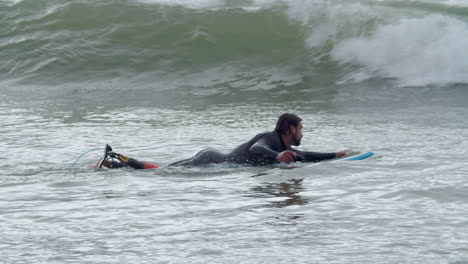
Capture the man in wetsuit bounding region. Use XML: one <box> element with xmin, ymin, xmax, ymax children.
<box><xmin>101</xmin><ymin>113</ymin><xmax>346</xmax><ymax>169</ymax></box>
<box><xmin>169</xmin><ymin>113</ymin><xmax>347</xmax><ymax>166</ymax></box>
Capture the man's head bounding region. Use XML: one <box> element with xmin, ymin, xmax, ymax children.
<box><xmin>275</xmin><ymin>113</ymin><xmax>303</xmax><ymax>146</ymax></box>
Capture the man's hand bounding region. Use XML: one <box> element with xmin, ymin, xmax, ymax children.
<box><xmin>276</xmin><ymin>150</ymin><xmax>296</xmax><ymax>164</ymax></box>
<box><xmin>335</xmin><ymin>150</ymin><xmax>348</xmax><ymax>157</ymax></box>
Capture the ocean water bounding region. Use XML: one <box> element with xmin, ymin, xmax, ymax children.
<box><xmin>1</xmin><ymin>0</ymin><xmax>468</xmax><ymax>263</ymax></box>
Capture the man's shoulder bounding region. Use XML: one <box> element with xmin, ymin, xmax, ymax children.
<box><xmin>253</xmin><ymin>131</ymin><xmax>278</xmax><ymax>138</ymax></box>
<box><xmin>252</xmin><ymin>131</ymin><xmax>281</xmax><ymax>143</ymax></box>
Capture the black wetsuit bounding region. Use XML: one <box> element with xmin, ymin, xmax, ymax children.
<box><xmin>170</xmin><ymin>131</ymin><xmax>337</xmax><ymax>166</ymax></box>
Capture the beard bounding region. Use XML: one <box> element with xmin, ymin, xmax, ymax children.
<box><xmin>292</xmin><ymin>135</ymin><xmax>301</xmax><ymax>146</ymax></box>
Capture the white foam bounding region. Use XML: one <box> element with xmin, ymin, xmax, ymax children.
<box><xmin>332</xmin><ymin>14</ymin><xmax>468</xmax><ymax>86</ymax></box>
<box><xmin>135</xmin><ymin>0</ymin><xmax>289</xmax><ymax>9</ymax></box>
<box><xmin>133</xmin><ymin>0</ymin><xmax>222</xmax><ymax>9</ymax></box>
<box><xmin>418</xmin><ymin>0</ymin><xmax>468</xmax><ymax>7</ymax></box>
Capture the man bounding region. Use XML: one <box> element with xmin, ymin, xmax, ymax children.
<box><xmin>98</xmin><ymin>113</ymin><xmax>346</xmax><ymax>169</ymax></box>
<box><xmin>169</xmin><ymin>113</ymin><xmax>347</xmax><ymax>166</ymax></box>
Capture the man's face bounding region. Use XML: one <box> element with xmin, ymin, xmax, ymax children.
<box><xmin>291</xmin><ymin>122</ymin><xmax>303</xmax><ymax>146</ymax></box>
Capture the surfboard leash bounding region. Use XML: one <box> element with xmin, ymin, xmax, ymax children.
<box><xmin>68</xmin><ymin>148</ymin><xmax>103</xmax><ymax>169</ymax></box>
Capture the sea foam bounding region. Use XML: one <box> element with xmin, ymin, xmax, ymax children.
<box><xmin>331</xmin><ymin>14</ymin><xmax>468</xmax><ymax>86</ymax></box>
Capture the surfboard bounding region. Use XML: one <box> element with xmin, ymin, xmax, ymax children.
<box><xmin>337</xmin><ymin>151</ymin><xmax>374</xmax><ymax>161</ymax></box>
<box><xmin>302</xmin><ymin>151</ymin><xmax>374</xmax><ymax>168</ymax></box>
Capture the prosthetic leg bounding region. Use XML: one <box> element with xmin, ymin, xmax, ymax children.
<box><xmin>95</xmin><ymin>144</ymin><xmax>159</xmax><ymax>170</ymax></box>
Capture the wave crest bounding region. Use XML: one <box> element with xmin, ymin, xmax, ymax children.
<box><xmin>332</xmin><ymin>14</ymin><xmax>468</xmax><ymax>86</ymax></box>
<box><xmin>2</xmin><ymin>0</ymin><xmax>468</xmax><ymax>88</ymax></box>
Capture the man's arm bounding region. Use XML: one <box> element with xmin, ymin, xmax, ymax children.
<box><xmin>250</xmin><ymin>141</ymin><xmax>297</xmax><ymax>163</ymax></box>
<box><xmin>294</xmin><ymin>149</ymin><xmax>347</xmax><ymax>162</ymax></box>
<box><xmin>249</xmin><ymin>135</ymin><xmax>298</xmax><ymax>163</ymax></box>
<box><xmin>249</xmin><ymin>137</ymin><xmax>279</xmax><ymax>160</ymax></box>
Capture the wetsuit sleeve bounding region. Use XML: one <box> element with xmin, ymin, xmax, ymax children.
<box><xmin>249</xmin><ymin>136</ymin><xmax>280</xmax><ymax>160</ymax></box>
<box><xmin>294</xmin><ymin>149</ymin><xmax>336</xmax><ymax>162</ymax></box>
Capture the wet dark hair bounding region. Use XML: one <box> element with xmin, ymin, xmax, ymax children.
<box><xmin>274</xmin><ymin>113</ymin><xmax>302</xmax><ymax>134</ymax></box>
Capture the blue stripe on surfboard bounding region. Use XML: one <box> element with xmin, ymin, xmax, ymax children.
<box><xmin>339</xmin><ymin>152</ymin><xmax>374</xmax><ymax>161</ymax></box>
